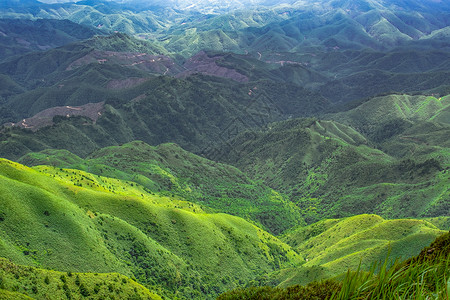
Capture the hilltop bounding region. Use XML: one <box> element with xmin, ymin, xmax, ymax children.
<box><xmin>18</xmin><ymin>141</ymin><xmax>303</xmax><ymax>234</ymax></box>
<box><xmin>0</xmin><ymin>157</ymin><xmax>308</xmax><ymax>298</ymax></box>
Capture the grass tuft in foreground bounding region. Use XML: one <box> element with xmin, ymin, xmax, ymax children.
<box><xmin>218</xmin><ymin>231</ymin><xmax>450</xmax><ymax>300</ymax></box>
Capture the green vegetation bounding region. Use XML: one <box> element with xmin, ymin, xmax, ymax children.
<box><xmin>0</xmin><ymin>158</ymin><xmax>303</xmax><ymax>298</ymax></box>
<box><xmin>0</xmin><ymin>157</ymin><xmax>446</xmax><ymax>299</ymax></box>
<box><xmin>0</xmin><ymin>18</ymin><xmax>104</xmax><ymax>62</ymax></box>
<box><xmin>0</xmin><ymin>1</ymin><xmax>449</xmax><ymax>299</ymax></box>
<box><xmin>217</xmin><ymin>280</ymin><xmax>340</xmax><ymax>300</ymax></box>
<box><xmin>330</xmin><ymin>231</ymin><xmax>450</xmax><ymax>300</ymax></box>
<box><xmin>218</xmin><ymin>231</ymin><xmax>450</xmax><ymax>299</ymax></box>
<box><xmin>19</xmin><ymin>141</ymin><xmax>304</xmax><ymax>234</ymax></box>
<box><xmin>0</xmin><ymin>258</ymin><xmax>161</xmax><ymax>300</ymax></box>
<box><xmin>216</xmin><ymin>114</ymin><xmax>449</xmax><ymax>223</ymax></box>
<box><xmin>0</xmin><ymin>71</ymin><xmax>328</xmax><ymax>159</ymax></box>
<box><xmin>257</xmin><ymin>214</ymin><xmax>447</xmax><ymax>287</ymax></box>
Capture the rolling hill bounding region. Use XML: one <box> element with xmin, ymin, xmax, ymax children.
<box><xmin>214</xmin><ymin>110</ymin><xmax>449</xmax><ymax>223</ymax></box>
<box><xmin>18</xmin><ymin>141</ymin><xmax>304</xmax><ymax>235</ymax></box>
<box><xmin>0</xmin><ymin>18</ymin><xmax>104</xmax><ymax>62</ymax></box>
<box><xmin>0</xmin><ymin>158</ymin><xmax>303</xmax><ymax>298</ymax></box>
<box><xmin>0</xmin><ymin>0</ymin><xmax>448</xmax><ymax>299</ymax></box>
<box><xmin>0</xmin><ymin>157</ymin><xmax>446</xmax><ymax>299</ymax></box>
<box><xmin>272</xmin><ymin>214</ymin><xmax>447</xmax><ymax>287</ymax></box>
<box><xmin>219</xmin><ymin>229</ymin><xmax>450</xmax><ymax>299</ymax></box>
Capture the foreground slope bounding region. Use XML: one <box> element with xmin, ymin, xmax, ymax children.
<box><xmin>218</xmin><ymin>230</ymin><xmax>450</xmax><ymax>299</ymax></box>
<box><xmin>270</xmin><ymin>214</ymin><xmax>447</xmax><ymax>287</ymax></box>
<box><xmin>0</xmin><ymin>258</ymin><xmax>161</xmax><ymax>300</ymax></box>
<box><xmin>19</xmin><ymin>141</ymin><xmax>304</xmax><ymax>234</ymax></box>
<box><xmin>0</xmin><ymin>158</ymin><xmax>302</xmax><ymax>298</ymax></box>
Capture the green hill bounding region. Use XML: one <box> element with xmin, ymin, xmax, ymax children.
<box><xmin>0</xmin><ymin>158</ymin><xmax>303</xmax><ymax>298</ymax></box>
<box><xmin>215</xmin><ymin>116</ymin><xmax>449</xmax><ymax>223</ymax></box>
<box><xmin>0</xmin><ymin>73</ymin><xmax>328</xmax><ymax>159</ymax></box>
<box><xmin>273</xmin><ymin>214</ymin><xmax>447</xmax><ymax>287</ymax></box>
<box><xmin>18</xmin><ymin>141</ymin><xmax>304</xmax><ymax>234</ymax></box>
<box><xmin>218</xmin><ymin>230</ymin><xmax>450</xmax><ymax>299</ymax></box>
<box><xmin>0</xmin><ymin>258</ymin><xmax>161</xmax><ymax>300</ymax></box>
<box><xmin>0</xmin><ymin>18</ymin><xmax>104</xmax><ymax>62</ymax></box>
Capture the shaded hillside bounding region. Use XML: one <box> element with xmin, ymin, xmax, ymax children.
<box><xmin>325</xmin><ymin>94</ymin><xmax>450</xmax><ymax>151</ymax></box>
<box><xmin>214</xmin><ymin>116</ymin><xmax>449</xmax><ymax>223</ymax></box>
<box><xmin>0</xmin><ymin>158</ymin><xmax>303</xmax><ymax>298</ymax></box>
<box><xmin>0</xmin><ymin>33</ymin><xmax>168</xmax><ymax>90</ymax></box>
<box><xmin>18</xmin><ymin>141</ymin><xmax>304</xmax><ymax>234</ymax></box>
<box><xmin>0</xmin><ymin>74</ymin><xmax>328</xmax><ymax>159</ymax></box>
<box><xmin>0</xmin><ymin>18</ymin><xmax>104</xmax><ymax>62</ymax></box>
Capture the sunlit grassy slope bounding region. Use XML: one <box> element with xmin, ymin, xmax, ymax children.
<box><xmin>19</xmin><ymin>141</ymin><xmax>304</xmax><ymax>234</ymax></box>
<box><xmin>0</xmin><ymin>158</ymin><xmax>303</xmax><ymax>298</ymax></box>
<box><xmin>219</xmin><ymin>230</ymin><xmax>450</xmax><ymax>300</ymax></box>
<box><xmin>0</xmin><ymin>258</ymin><xmax>161</xmax><ymax>300</ymax></box>
<box><xmin>0</xmin><ymin>158</ymin><xmax>447</xmax><ymax>298</ymax></box>
<box><xmin>252</xmin><ymin>214</ymin><xmax>448</xmax><ymax>287</ymax></box>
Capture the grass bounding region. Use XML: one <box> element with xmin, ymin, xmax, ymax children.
<box><xmin>0</xmin><ymin>258</ymin><xmax>161</xmax><ymax>300</ymax></box>
<box><xmin>330</xmin><ymin>232</ymin><xmax>450</xmax><ymax>300</ymax></box>
<box><xmin>217</xmin><ymin>231</ymin><xmax>450</xmax><ymax>300</ymax></box>
<box><xmin>0</xmin><ymin>158</ymin><xmax>303</xmax><ymax>298</ymax></box>
<box><xmin>19</xmin><ymin>141</ymin><xmax>304</xmax><ymax>235</ymax></box>
<box><xmin>262</xmin><ymin>214</ymin><xmax>447</xmax><ymax>287</ymax></box>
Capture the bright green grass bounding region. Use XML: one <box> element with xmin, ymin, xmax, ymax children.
<box><xmin>263</xmin><ymin>214</ymin><xmax>447</xmax><ymax>287</ymax></box>
<box><xmin>330</xmin><ymin>233</ymin><xmax>450</xmax><ymax>300</ymax></box>
<box><xmin>218</xmin><ymin>233</ymin><xmax>450</xmax><ymax>300</ymax></box>
<box><xmin>0</xmin><ymin>158</ymin><xmax>303</xmax><ymax>298</ymax></box>
<box><xmin>19</xmin><ymin>141</ymin><xmax>304</xmax><ymax>234</ymax></box>
<box><xmin>0</xmin><ymin>257</ymin><xmax>161</xmax><ymax>300</ymax></box>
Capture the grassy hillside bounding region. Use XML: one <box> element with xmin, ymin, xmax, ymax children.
<box><xmin>215</xmin><ymin>117</ymin><xmax>449</xmax><ymax>223</ymax></box>
<box><xmin>0</xmin><ymin>158</ymin><xmax>303</xmax><ymax>298</ymax></box>
<box><xmin>0</xmin><ymin>258</ymin><xmax>161</xmax><ymax>300</ymax></box>
<box><xmin>272</xmin><ymin>214</ymin><xmax>447</xmax><ymax>287</ymax></box>
<box><xmin>18</xmin><ymin>141</ymin><xmax>304</xmax><ymax>234</ymax></box>
<box><xmin>0</xmin><ymin>157</ymin><xmax>446</xmax><ymax>298</ymax></box>
<box><xmin>0</xmin><ymin>18</ymin><xmax>104</xmax><ymax>62</ymax></box>
<box><xmin>218</xmin><ymin>230</ymin><xmax>450</xmax><ymax>299</ymax></box>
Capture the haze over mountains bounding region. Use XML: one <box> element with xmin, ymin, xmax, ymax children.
<box><xmin>0</xmin><ymin>0</ymin><xmax>449</xmax><ymax>299</ymax></box>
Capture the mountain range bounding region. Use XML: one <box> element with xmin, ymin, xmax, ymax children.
<box><xmin>0</xmin><ymin>0</ymin><xmax>448</xmax><ymax>299</ymax></box>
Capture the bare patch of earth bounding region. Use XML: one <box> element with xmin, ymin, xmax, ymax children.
<box><xmin>5</xmin><ymin>102</ymin><xmax>104</xmax><ymax>131</ymax></box>
<box><xmin>177</xmin><ymin>51</ymin><xmax>249</xmax><ymax>82</ymax></box>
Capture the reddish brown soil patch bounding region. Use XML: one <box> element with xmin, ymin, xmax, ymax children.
<box><xmin>5</xmin><ymin>102</ymin><xmax>104</xmax><ymax>131</ymax></box>
<box><xmin>177</xmin><ymin>51</ymin><xmax>249</xmax><ymax>83</ymax></box>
